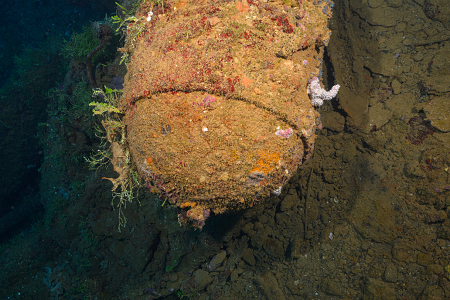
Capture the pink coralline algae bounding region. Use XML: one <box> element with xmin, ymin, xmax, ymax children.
<box><xmin>184</xmin><ymin>206</ymin><xmax>210</xmax><ymax>229</ymax></box>
<box><xmin>307</xmin><ymin>77</ymin><xmax>340</xmax><ymax>106</ymax></box>
<box><xmin>193</xmin><ymin>94</ymin><xmax>215</xmax><ymax>107</ymax></box>
<box><xmin>275</xmin><ymin>128</ymin><xmax>293</xmax><ymax>138</ymax></box>
<box><xmin>406</xmin><ymin>116</ymin><xmax>434</xmax><ymax>145</ymax></box>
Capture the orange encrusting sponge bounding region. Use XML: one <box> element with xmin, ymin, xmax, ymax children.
<box><xmin>180</xmin><ymin>202</ymin><xmax>197</xmax><ymax>208</ymax></box>
<box><xmin>250</xmin><ymin>148</ymin><xmax>281</xmax><ymax>175</ymax></box>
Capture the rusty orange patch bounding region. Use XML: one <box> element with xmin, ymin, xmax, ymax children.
<box><xmin>236</xmin><ymin>1</ymin><xmax>249</xmax><ymax>13</ymax></box>
<box><xmin>241</xmin><ymin>75</ymin><xmax>254</xmax><ymax>88</ymax></box>
<box><xmin>175</xmin><ymin>1</ymin><xmax>187</xmax><ymax>9</ymax></box>
<box><xmin>208</xmin><ymin>16</ymin><xmax>221</xmax><ymax>26</ymax></box>
<box><xmin>250</xmin><ymin>148</ymin><xmax>281</xmax><ymax>175</ymax></box>
<box><xmin>180</xmin><ymin>202</ymin><xmax>197</xmax><ymax>208</ymax></box>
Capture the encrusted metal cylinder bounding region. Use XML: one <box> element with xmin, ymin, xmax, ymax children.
<box><xmin>120</xmin><ymin>0</ymin><xmax>332</xmax><ymax>227</ymax></box>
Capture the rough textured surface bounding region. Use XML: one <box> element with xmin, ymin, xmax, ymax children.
<box><xmin>257</xmin><ymin>270</ymin><xmax>287</xmax><ymax>300</ymax></box>
<box><xmin>181</xmin><ymin>269</ymin><xmax>213</xmax><ymax>294</ymax></box>
<box><xmin>422</xmin><ymin>96</ymin><xmax>450</xmax><ymax>132</ymax></box>
<box><xmin>121</xmin><ymin>0</ymin><xmax>333</xmax><ymax>225</ymax></box>
<box><xmin>321</xmin><ymin>111</ymin><xmax>345</xmax><ymax>132</ymax></box>
<box><xmin>423</xmin><ymin>0</ymin><xmax>450</xmax><ymax>27</ymax></box>
<box><xmin>7</xmin><ymin>1</ymin><xmax>450</xmax><ymax>300</ymax></box>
